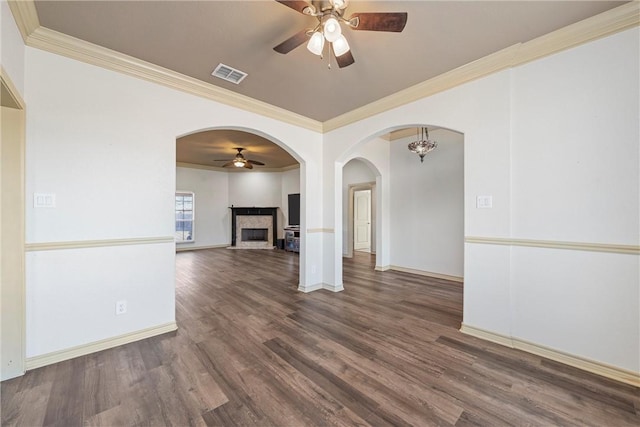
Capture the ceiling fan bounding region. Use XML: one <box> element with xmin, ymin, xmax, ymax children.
<box><xmin>214</xmin><ymin>148</ymin><xmax>265</xmax><ymax>169</ymax></box>
<box><xmin>273</xmin><ymin>0</ymin><xmax>408</xmax><ymax>68</ymax></box>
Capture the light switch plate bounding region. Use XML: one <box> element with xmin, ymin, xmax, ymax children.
<box><xmin>476</xmin><ymin>195</ymin><xmax>493</xmax><ymax>208</ymax></box>
<box><xmin>33</xmin><ymin>193</ymin><xmax>56</xmax><ymax>208</ymax></box>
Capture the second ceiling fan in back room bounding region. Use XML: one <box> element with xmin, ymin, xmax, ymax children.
<box><xmin>273</xmin><ymin>0</ymin><xmax>408</xmax><ymax>68</ymax></box>
<box><xmin>214</xmin><ymin>148</ymin><xmax>265</xmax><ymax>170</ymax></box>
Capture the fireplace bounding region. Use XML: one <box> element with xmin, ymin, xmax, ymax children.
<box><xmin>241</xmin><ymin>228</ymin><xmax>268</xmax><ymax>242</ymax></box>
<box><xmin>230</xmin><ymin>207</ymin><xmax>278</xmax><ymax>248</ymax></box>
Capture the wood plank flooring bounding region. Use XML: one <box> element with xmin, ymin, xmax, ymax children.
<box><xmin>2</xmin><ymin>248</ymin><xmax>639</xmax><ymax>426</ymax></box>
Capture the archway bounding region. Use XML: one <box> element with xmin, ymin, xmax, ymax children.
<box><xmin>333</xmin><ymin>124</ymin><xmax>465</xmax><ymax>290</ymax></box>
<box><xmin>175</xmin><ymin>126</ymin><xmax>306</xmax><ymax>288</ymax></box>
<box><xmin>342</xmin><ymin>158</ymin><xmax>378</xmax><ymax>259</ymax></box>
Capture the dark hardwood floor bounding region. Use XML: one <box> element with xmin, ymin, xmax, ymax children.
<box><xmin>2</xmin><ymin>248</ymin><xmax>639</xmax><ymax>426</ymax></box>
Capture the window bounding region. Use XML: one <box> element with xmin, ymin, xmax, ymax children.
<box><xmin>175</xmin><ymin>192</ymin><xmax>194</xmax><ymax>242</ymax></box>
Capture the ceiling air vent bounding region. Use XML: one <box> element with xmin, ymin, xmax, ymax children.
<box><xmin>211</xmin><ymin>63</ymin><xmax>248</xmax><ymax>85</ymax></box>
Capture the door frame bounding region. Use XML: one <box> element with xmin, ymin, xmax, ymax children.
<box><xmin>345</xmin><ymin>181</ymin><xmax>375</xmax><ymax>259</ymax></box>
<box><xmin>1</xmin><ymin>66</ymin><xmax>26</xmax><ymax>380</ymax></box>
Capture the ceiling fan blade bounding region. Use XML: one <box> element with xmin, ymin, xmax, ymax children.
<box><xmin>244</xmin><ymin>162</ymin><xmax>254</xmax><ymax>169</ymax></box>
<box><xmin>222</xmin><ymin>161</ymin><xmax>235</xmax><ymax>168</ymax></box>
<box><xmin>275</xmin><ymin>0</ymin><xmax>315</xmax><ymax>15</ymax></box>
<box><xmin>274</xmin><ymin>29</ymin><xmax>310</xmax><ymax>54</ymax></box>
<box><xmin>336</xmin><ymin>50</ymin><xmax>355</xmax><ymax>68</ymax></box>
<box><xmin>348</xmin><ymin>12</ymin><xmax>408</xmax><ymax>32</ymax></box>
<box><xmin>247</xmin><ymin>160</ymin><xmax>265</xmax><ymax>166</ymax></box>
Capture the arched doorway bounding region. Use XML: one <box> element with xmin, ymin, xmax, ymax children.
<box><xmin>342</xmin><ymin>158</ymin><xmax>377</xmax><ymax>259</ymax></box>
<box><xmin>334</xmin><ymin>124</ymin><xmax>465</xmax><ymax>289</ymax></box>
<box><xmin>175</xmin><ymin>127</ymin><xmax>305</xmax><ymax>287</ymax></box>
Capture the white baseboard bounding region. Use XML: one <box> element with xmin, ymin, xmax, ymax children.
<box><xmin>26</xmin><ymin>321</ymin><xmax>178</xmax><ymax>370</ymax></box>
<box><xmin>297</xmin><ymin>283</ymin><xmax>323</xmax><ymax>293</ymax></box>
<box><xmin>374</xmin><ymin>265</ymin><xmax>463</xmax><ymax>282</ymax></box>
<box><xmin>176</xmin><ymin>244</ymin><xmax>228</xmax><ymax>252</ymax></box>
<box><xmin>297</xmin><ymin>283</ymin><xmax>344</xmax><ymax>293</ymax></box>
<box><xmin>460</xmin><ymin>323</ymin><xmax>640</xmax><ymax>387</ymax></box>
<box><xmin>323</xmin><ymin>283</ymin><xmax>344</xmax><ymax>292</ymax></box>
<box><xmin>390</xmin><ymin>265</ymin><xmax>463</xmax><ymax>282</ymax></box>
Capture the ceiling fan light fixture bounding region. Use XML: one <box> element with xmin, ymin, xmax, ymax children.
<box><xmin>233</xmin><ymin>159</ymin><xmax>245</xmax><ymax>167</ymax></box>
<box><xmin>323</xmin><ymin>16</ymin><xmax>342</xmax><ymax>42</ymax></box>
<box><xmin>332</xmin><ymin>35</ymin><xmax>350</xmax><ymax>57</ymax></box>
<box><xmin>307</xmin><ymin>31</ymin><xmax>325</xmax><ymax>56</ymax></box>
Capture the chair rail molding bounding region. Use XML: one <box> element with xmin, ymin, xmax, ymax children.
<box><xmin>26</xmin><ymin>236</ymin><xmax>175</xmax><ymax>252</ymax></box>
<box><xmin>464</xmin><ymin>236</ymin><xmax>640</xmax><ymax>255</ymax></box>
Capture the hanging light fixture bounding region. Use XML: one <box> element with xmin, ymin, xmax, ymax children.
<box><xmin>408</xmin><ymin>127</ymin><xmax>438</xmax><ymax>163</ymax></box>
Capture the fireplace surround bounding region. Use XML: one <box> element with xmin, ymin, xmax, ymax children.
<box><xmin>230</xmin><ymin>207</ymin><xmax>278</xmax><ymax>248</ymax></box>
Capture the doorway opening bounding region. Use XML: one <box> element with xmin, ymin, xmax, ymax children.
<box><xmin>342</xmin><ymin>158</ymin><xmax>378</xmax><ymax>261</ymax></box>
<box><xmin>175</xmin><ymin>127</ymin><xmax>304</xmax><ymax>286</ymax></box>
<box><xmin>1</xmin><ymin>70</ymin><xmax>26</xmax><ymax>381</ymax></box>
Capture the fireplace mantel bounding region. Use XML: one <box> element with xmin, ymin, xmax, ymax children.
<box><xmin>230</xmin><ymin>207</ymin><xmax>278</xmax><ymax>247</ymax></box>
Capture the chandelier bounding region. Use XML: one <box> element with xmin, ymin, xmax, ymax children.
<box><xmin>408</xmin><ymin>127</ymin><xmax>437</xmax><ymax>163</ymax></box>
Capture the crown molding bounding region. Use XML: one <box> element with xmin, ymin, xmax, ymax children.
<box><xmin>516</xmin><ymin>0</ymin><xmax>640</xmax><ymax>66</ymax></box>
<box><xmin>176</xmin><ymin>161</ymin><xmax>299</xmax><ymax>173</ymax></box>
<box><xmin>7</xmin><ymin>1</ymin><xmax>639</xmax><ymax>134</ymax></box>
<box><xmin>26</xmin><ymin>26</ymin><xmax>323</xmax><ymax>132</ymax></box>
<box><xmin>6</xmin><ymin>0</ymin><xmax>39</xmax><ymax>43</ymax></box>
<box><xmin>322</xmin><ymin>2</ymin><xmax>640</xmax><ymax>132</ymax></box>
<box><xmin>323</xmin><ymin>43</ymin><xmax>522</xmax><ymax>132</ymax></box>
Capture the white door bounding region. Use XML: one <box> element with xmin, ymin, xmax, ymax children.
<box><xmin>353</xmin><ymin>190</ymin><xmax>371</xmax><ymax>251</ymax></box>
<box><xmin>1</xmin><ymin>103</ymin><xmax>26</xmax><ymax>380</ymax></box>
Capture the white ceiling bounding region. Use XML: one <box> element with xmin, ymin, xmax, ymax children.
<box><xmin>30</xmin><ymin>0</ymin><xmax>626</xmax><ymax>168</ymax></box>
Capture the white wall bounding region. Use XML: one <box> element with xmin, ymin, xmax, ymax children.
<box><xmin>323</xmin><ymin>28</ymin><xmax>639</xmax><ymax>374</ymax></box>
<box><xmin>342</xmin><ymin>159</ymin><xmax>376</xmax><ymax>255</ymax></box>
<box><xmin>23</xmin><ymin>46</ymin><xmax>323</xmax><ymax>358</ymax></box>
<box><xmin>228</xmin><ymin>171</ymin><xmax>282</xmax><ymax>237</ymax></box>
<box><xmin>228</xmin><ymin>171</ymin><xmax>282</xmax><ymax>208</ymax></box>
<box><xmin>390</xmin><ymin>129</ymin><xmax>464</xmax><ymax>277</ymax></box>
<box><xmin>176</xmin><ymin>167</ymin><xmax>229</xmax><ymax>249</ymax></box>
<box><xmin>1</xmin><ymin>0</ymin><xmax>26</xmax><ymax>96</ymax></box>
<box><xmin>507</xmin><ymin>28</ymin><xmax>639</xmax><ymax>370</ymax></box>
<box><xmin>175</xmin><ymin>167</ymin><xmax>300</xmax><ymax>247</ymax></box>
<box><xmin>9</xmin><ymin>0</ymin><xmax>638</xmax><ymax>379</ymax></box>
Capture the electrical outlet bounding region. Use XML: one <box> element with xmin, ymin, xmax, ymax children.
<box><xmin>115</xmin><ymin>300</ymin><xmax>127</xmax><ymax>315</ymax></box>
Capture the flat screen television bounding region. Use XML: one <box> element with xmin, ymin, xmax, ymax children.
<box><xmin>288</xmin><ymin>193</ymin><xmax>300</xmax><ymax>226</ymax></box>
